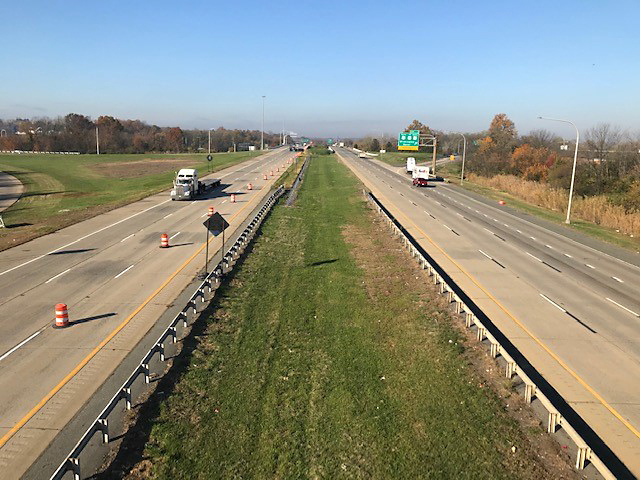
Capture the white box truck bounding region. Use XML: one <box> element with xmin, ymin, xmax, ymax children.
<box><xmin>406</xmin><ymin>157</ymin><xmax>416</xmax><ymax>173</ymax></box>
<box><xmin>412</xmin><ymin>166</ymin><xmax>430</xmax><ymax>187</ymax></box>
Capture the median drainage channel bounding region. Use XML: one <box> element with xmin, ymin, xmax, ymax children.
<box><xmin>366</xmin><ymin>190</ymin><xmax>631</xmax><ymax>480</ymax></box>
<box><xmin>45</xmin><ymin>186</ymin><xmax>285</xmax><ymax>480</ymax></box>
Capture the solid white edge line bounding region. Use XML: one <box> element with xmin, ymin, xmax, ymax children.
<box><xmin>606</xmin><ymin>297</ymin><xmax>640</xmax><ymax>317</ymax></box>
<box><xmin>540</xmin><ymin>293</ymin><xmax>566</xmax><ymax>312</ymax></box>
<box><xmin>45</xmin><ymin>268</ymin><xmax>72</xmax><ymax>284</ymax></box>
<box><xmin>120</xmin><ymin>233</ymin><xmax>134</xmax><ymax>243</ymax></box>
<box><xmin>114</xmin><ymin>264</ymin><xmax>135</xmax><ymax>279</ymax></box>
<box><xmin>478</xmin><ymin>250</ymin><xmax>492</xmax><ymax>260</ymax></box>
<box><xmin>169</xmin><ymin>232</ymin><xmax>181</xmax><ymax>240</ymax></box>
<box><xmin>0</xmin><ymin>330</ymin><xmax>43</xmax><ymax>362</ymax></box>
<box><xmin>526</xmin><ymin>252</ymin><xmax>542</xmax><ymax>262</ymax></box>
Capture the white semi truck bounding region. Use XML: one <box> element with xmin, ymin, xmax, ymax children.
<box><xmin>171</xmin><ymin>169</ymin><xmax>203</xmax><ymax>200</ymax></box>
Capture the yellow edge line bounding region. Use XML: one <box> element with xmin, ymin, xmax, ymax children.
<box><xmin>0</xmin><ymin>174</ymin><xmax>277</xmax><ymax>449</ymax></box>
<box><xmin>338</xmin><ymin>151</ymin><xmax>640</xmax><ymax>439</ymax></box>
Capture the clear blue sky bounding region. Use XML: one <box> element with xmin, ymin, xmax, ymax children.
<box><xmin>2</xmin><ymin>0</ymin><xmax>639</xmax><ymax>138</ymax></box>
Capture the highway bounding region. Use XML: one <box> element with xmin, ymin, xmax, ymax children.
<box><xmin>0</xmin><ymin>148</ymin><xmax>296</xmax><ymax>478</ymax></box>
<box><xmin>336</xmin><ymin>147</ymin><xmax>640</xmax><ymax>476</ymax></box>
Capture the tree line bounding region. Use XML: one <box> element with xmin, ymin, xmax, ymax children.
<box><xmin>0</xmin><ymin>113</ymin><xmax>282</xmax><ymax>154</ymax></box>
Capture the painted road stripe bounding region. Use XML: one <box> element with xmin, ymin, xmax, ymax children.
<box><xmin>479</xmin><ymin>250</ymin><xmax>492</xmax><ymax>259</ymax></box>
<box><xmin>120</xmin><ymin>233</ymin><xmax>134</xmax><ymax>242</ymax></box>
<box><xmin>540</xmin><ymin>293</ymin><xmax>566</xmax><ymax>312</ymax></box>
<box><xmin>612</xmin><ymin>276</ymin><xmax>624</xmax><ymax>283</ymax></box>
<box><xmin>170</xmin><ymin>232</ymin><xmax>181</xmax><ymax>240</ymax></box>
<box><xmin>45</xmin><ymin>268</ymin><xmax>72</xmax><ymax>284</ymax></box>
<box><xmin>545</xmin><ymin>244</ymin><xmax>553</xmax><ymax>249</ymax></box>
<box><xmin>564</xmin><ymin>253</ymin><xmax>573</xmax><ymax>258</ymax></box>
<box><xmin>586</xmin><ymin>264</ymin><xmax>596</xmax><ymax>269</ymax></box>
<box><xmin>606</xmin><ymin>298</ymin><xmax>639</xmax><ymax>317</ymax></box>
<box><xmin>0</xmin><ymin>329</ymin><xmax>44</xmax><ymax>362</ymax></box>
<box><xmin>163</xmin><ymin>213</ymin><xmax>173</xmax><ymax>219</ymax></box>
<box><xmin>443</xmin><ymin>224</ymin><xmax>452</xmax><ymax>231</ymax></box>
<box><xmin>526</xmin><ymin>252</ymin><xmax>542</xmax><ymax>262</ymax></box>
<box><xmin>114</xmin><ymin>265</ymin><xmax>135</xmax><ymax>279</ymax></box>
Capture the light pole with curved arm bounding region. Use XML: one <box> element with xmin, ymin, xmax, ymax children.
<box><xmin>538</xmin><ymin>116</ymin><xmax>579</xmax><ymax>224</ymax></box>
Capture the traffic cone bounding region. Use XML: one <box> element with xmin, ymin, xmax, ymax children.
<box><xmin>54</xmin><ymin>303</ymin><xmax>69</xmax><ymax>328</ymax></box>
<box><xmin>160</xmin><ymin>233</ymin><xmax>169</xmax><ymax>248</ymax></box>
<box><xmin>208</xmin><ymin>206</ymin><xmax>215</xmax><ymax>217</ymax></box>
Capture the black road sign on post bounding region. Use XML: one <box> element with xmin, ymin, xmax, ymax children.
<box><xmin>203</xmin><ymin>212</ymin><xmax>230</xmax><ymax>275</ymax></box>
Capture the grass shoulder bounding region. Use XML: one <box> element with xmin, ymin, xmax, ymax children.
<box><xmin>113</xmin><ymin>154</ymin><xmax>573</xmax><ymax>479</ymax></box>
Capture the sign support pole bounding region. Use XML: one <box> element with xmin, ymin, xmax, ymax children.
<box><xmin>204</xmin><ymin>227</ymin><xmax>209</xmax><ymax>275</ymax></box>
<box><xmin>432</xmin><ymin>136</ymin><xmax>437</xmax><ymax>177</ymax></box>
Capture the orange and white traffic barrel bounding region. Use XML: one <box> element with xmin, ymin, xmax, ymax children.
<box><xmin>270</xmin><ymin>170</ymin><xmax>274</xmax><ymax>177</ymax></box>
<box><xmin>208</xmin><ymin>206</ymin><xmax>215</xmax><ymax>217</ymax></box>
<box><xmin>276</xmin><ymin>167</ymin><xmax>280</xmax><ymax>172</ymax></box>
<box><xmin>160</xmin><ymin>233</ymin><xmax>169</xmax><ymax>248</ymax></box>
<box><xmin>231</xmin><ymin>194</ymin><xmax>236</xmax><ymax>203</ymax></box>
<box><xmin>55</xmin><ymin>303</ymin><xmax>69</xmax><ymax>328</ymax></box>
<box><xmin>247</xmin><ymin>183</ymin><xmax>253</xmax><ymax>190</ymax></box>
<box><xmin>263</xmin><ymin>174</ymin><xmax>267</xmax><ymax>180</ymax></box>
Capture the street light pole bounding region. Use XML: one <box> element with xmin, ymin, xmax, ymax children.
<box><xmin>538</xmin><ymin>116</ymin><xmax>579</xmax><ymax>224</ymax></box>
<box><xmin>96</xmin><ymin>126</ymin><xmax>100</xmax><ymax>155</ymax></box>
<box><xmin>261</xmin><ymin>95</ymin><xmax>265</xmax><ymax>150</ymax></box>
<box><xmin>459</xmin><ymin>133</ymin><xmax>467</xmax><ymax>185</ymax></box>
<box><xmin>208</xmin><ymin>129</ymin><xmax>211</xmax><ymax>155</ymax></box>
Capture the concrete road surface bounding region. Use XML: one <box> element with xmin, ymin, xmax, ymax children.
<box><xmin>337</xmin><ymin>147</ymin><xmax>640</xmax><ymax>477</ymax></box>
<box><xmin>0</xmin><ymin>148</ymin><xmax>297</xmax><ymax>478</ymax></box>
<box><xmin>0</xmin><ymin>171</ymin><xmax>24</xmax><ymax>213</ymax></box>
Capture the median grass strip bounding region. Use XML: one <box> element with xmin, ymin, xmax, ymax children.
<box><xmin>121</xmin><ymin>154</ymin><xmax>572</xmax><ymax>479</ymax></box>
<box><xmin>0</xmin><ymin>151</ymin><xmax>260</xmax><ymax>250</ymax></box>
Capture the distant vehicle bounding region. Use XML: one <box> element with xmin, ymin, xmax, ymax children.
<box><xmin>358</xmin><ymin>152</ymin><xmax>367</xmax><ymax>158</ymax></box>
<box><xmin>412</xmin><ymin>166</ymin><xmax>430</xmax><ymax>187</ymax></box>
<box><xmin>406</xmin><ymin>157</ymin><xmax>416</xmax><ymax>173</ymax></box>
<box><xmin>171</xmin><ymin>169</ymin><xmax>202</xmax><ymax>200</ymax></box>
<box><xmin>339</xmin><ymin>142</ymin><xmax>345</xmax><ymax>147</ymax></box>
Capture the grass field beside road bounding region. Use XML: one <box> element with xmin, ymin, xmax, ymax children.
<box><xmin>377</xmin><ymin>150</ymin><xmax>431</xmax><ymax>167</ymax></box>
<box><xmin>0</xmin><ymin>151</ymin><xmax>261</xmax><ymax>250</ymax></box>
<box><xmin>116</xmin><ymin>154</ymin><xmax>569</xmax><ymax>479</ymax></box>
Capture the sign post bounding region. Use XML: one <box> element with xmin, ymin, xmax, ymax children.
<box><xmin>202</xmin><ymin>212</ymin><xmax>229</xmax><ymax>275</ymax></box>
<box><xmin>206</xmin><ymin>154</ymin><xmax>212</xmax><ymax>173</ymax></box>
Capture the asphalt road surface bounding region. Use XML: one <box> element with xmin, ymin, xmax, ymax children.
<box><xmin>0</xmin><ymin>148</ymin><xmax>297</xmax><ymax>478</ymax></box>
<box><xmin>0</xmin><ymin>171</ymin><xmax>24</xmax><ymax>213</ymax></box>
<box><xmin>337</xmin><ymin>147</ymin><xmax>640</xmax><ymax>477</ymax></box>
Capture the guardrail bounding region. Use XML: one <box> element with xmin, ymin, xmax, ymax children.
<box><xmin>366</xmin><ymin>190</ymin><xmax>630</xmax><ymax>480</ymax></box>
<box><xmin>49</xmin><ymin>186</ymin><xmax>285</xmax><ymax>480</ymax></box>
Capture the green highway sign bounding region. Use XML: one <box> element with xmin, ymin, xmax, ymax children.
<box><xmin>398</xmin><ymin>130</ymin><xmax>419</xmax><ymax>151</ymax></box>
<box><xmin>327</xmin><ymin>138</ymin><xmax>333</xmax><ymax>145</ymax></box>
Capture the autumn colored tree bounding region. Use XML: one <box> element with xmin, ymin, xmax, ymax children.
<box><xmin>472</xmin><ymin>113</ymin><xmax>518</xmax><ymax>175</ymax></box>
<box><xmin>165</xmin><ymin>127</ymin><xmax>184</xmax><ymax>153</ymax></box>
<box><xmin>511</xmin><ymin>144</ymin><xmax>554</xmax><ymax>181</ymax></box>
<box><xmin>405</xmin><ymin>119</ymin><xmax>430</xmax><ymax>135</ymax></box>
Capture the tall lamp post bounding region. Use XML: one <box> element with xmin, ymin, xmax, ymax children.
<box><xmin>96</xmin><ymin>126</ymin><xmax>100</xmax><ymax>155</ymax></box>
<box><xmin>208</xmin><ymin>128</ymin><xmax>214</xmax><ymax>155</ymax></box>
<box><xmin>538</xmin><ymin>116</ymin><xmax>579</xmax><ymax>224</ymax></box>
<box><xmin>458</xmin><ymin>133</ymin><xmax>467</xmax><ymax>185</ymax></box>
<box><xmin>261</xmin><ymin>95</ymin><xmax>266</xmax><ymax>150</ymax></box>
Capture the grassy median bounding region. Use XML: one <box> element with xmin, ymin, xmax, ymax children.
<box><xmin>122</xmin><ymin>154</ymin><xmax>567</xmax><ymax>479</ymax></box>
<box><xmin>0</xmin><ymin>151</ymin><xmax>260</xmax><ymax>250</ymax></box>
